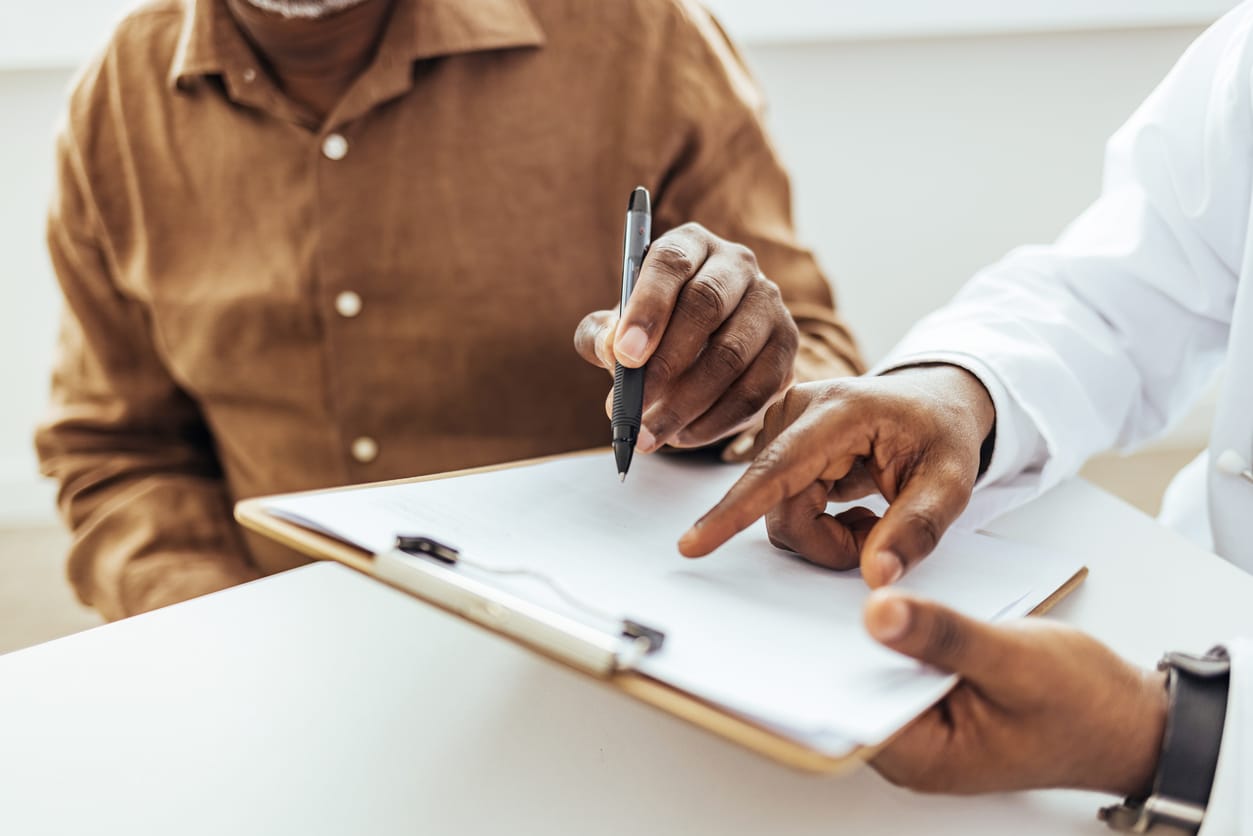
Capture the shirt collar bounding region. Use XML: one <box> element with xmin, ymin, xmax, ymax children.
<box><xmin>168</xmin><ymin>0</ymin><xmax>546</xmax><ymax>91</ymax></box>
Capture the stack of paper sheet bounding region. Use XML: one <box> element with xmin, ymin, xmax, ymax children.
<box><xmin>265</xmin><ymin>454</ymin><xmax>1082</xmax><ymax>756</ymax></box>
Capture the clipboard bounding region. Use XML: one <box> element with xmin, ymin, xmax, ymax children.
<box><xmin>236</xmin><ymin>448</ymin><xmax>1087</xmax><ymax>774</ymax></box>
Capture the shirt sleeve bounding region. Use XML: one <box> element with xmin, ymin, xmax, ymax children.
<box><xmin>875</xmin><ymin>4</ymin><xmax>1253</xmax><ymax>515</ymax></box>
<box><xmin>34</xmin><ymin>125</ymin><xmax>261</xmax><ymax>621</ymax></box>
<box><xmin>1199</xmin><ymin>637</ymin><xmax>1253</xmax><ymax>835</ymax></box>
<box><xmin>649</xmin><ymin>3</ymin><xmax>864</xmax><ymax>385</ymax></box>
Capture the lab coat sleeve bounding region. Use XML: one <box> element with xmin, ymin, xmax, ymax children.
<box><xmin>877</xmin><ymin>4</ymin><xmax>1253</xmax><ymax>527</ymax></box>
<box><xmin>1199</xmin><ymin>637</ymin><xmax>1252</xmax><ymax>836</ymax></box>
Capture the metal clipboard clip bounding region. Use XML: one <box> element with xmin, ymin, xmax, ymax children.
<box><xmin>372</xmin><ymin>535</ymin><xmax>666</xmax><ymax>677</ymax></box>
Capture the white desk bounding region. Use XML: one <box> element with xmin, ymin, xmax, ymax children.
<box><xmin>2</xmin><ymin>479</ymin><xmax>1252</xmax><ymax>836</ymax></box>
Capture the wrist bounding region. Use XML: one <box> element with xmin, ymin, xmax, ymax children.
<box><xmin>1100</xmin><ymin>649</ymin><xmax>1232</xmax><ymax>834</ymax></box>
<box><xmin>1110</xmin><ymin>668</ymin><xmax>1170</xmax><ymax>799</ymax></box>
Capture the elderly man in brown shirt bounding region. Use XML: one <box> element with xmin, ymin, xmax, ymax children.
<box><xmin>36</xmin><ymin>0</ymin><xmax>862</xmax><ymax>620</ymax></box>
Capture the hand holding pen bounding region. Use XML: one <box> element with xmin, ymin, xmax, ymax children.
<box><xmin>574</xmin><ymin>195</ymin><xmax>802</xmax><ymax>470</ymax></box>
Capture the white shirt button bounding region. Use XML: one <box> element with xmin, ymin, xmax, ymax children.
<box><xmin>351</xmin><ymin>436</ymin><xmax>379</xmax><ymax>464</ymax></box>
<box><xmin>322</xmin><ymin>133</ymin><xmax>348</xmax><ymax>161</ymax></box>
<box><xmin>1217</xmin><ymin>449</ymin><xmax>1251</xmax><ymax>479</ymax></box>
<box><xmin>335</xmin><ymin>290</ymin><xmax>363</xmax><ymax>318</ymax></box>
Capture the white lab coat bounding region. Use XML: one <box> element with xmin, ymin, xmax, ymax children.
<box><xmin>879</xmin><ymin>4</ymin><xmax>1253</xmax><ymax>831</ymax></box>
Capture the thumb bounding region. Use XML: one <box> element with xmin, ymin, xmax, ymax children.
<box><xmin>860</xmin><ymin>460</ymin><xmax>972</xmax><ymax>587</ymax></box>
<box><xmin>863</xmin><ymin>589</ymin><xmax>1009</xmax><ymax>684</ymax></box>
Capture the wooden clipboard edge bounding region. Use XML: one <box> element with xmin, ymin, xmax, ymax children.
<box><xmin>234</xmin><ymin>450</ymin><xmax>1088</xmax><ymax>776</ymax></box>
<box><xmin>1030</xmin><ymin>565</ymin><xmax>1089</xmax><ymax>617</ymax></box>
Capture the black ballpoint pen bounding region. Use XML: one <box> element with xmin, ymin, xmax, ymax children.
<box><xmin>612</xmin><ymin>186</ymin><xmax>652</xmax><ymax>482</ymax></box>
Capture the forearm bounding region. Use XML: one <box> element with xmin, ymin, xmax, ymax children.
<box><xmin>117</xmin><ymin>549</ymin><xmax>261</xmax><ymax>617</ymax></box>
<box><xmin>46</xmin><ymin>461</ymin><xmax>260</xmax><ymax>619</ymax></box>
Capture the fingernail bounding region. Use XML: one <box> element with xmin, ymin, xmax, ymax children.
<box><xmin>637</xmin><ymin>426</ymin><xmax>657</xmax><ymax>453</ymax></box>
<box><xmin>616</xmin><ymin>327</ymin><xmax>648</xmax><ymax>365</ymax></box>
<box><xmin>869</xmin><ymin>594</ymin><xmax>911</xmax><ymax>642</ymax></box>
<box><xmin>877</xmin><ymin>550</ymin><xmax>904</xmax><ymax>585</ymax></box>
<box><xmin>727</xmin><ymin>434</ymin><xmax>754</xmax><ymax>459</ymax></box>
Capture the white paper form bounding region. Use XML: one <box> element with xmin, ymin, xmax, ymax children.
<box><xmin>265</xmin><ymin>454</ymin><xmax>1082</xmax><ymax>751</ymax></box>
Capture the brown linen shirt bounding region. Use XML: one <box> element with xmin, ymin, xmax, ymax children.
<box><xmin>36</xmin><ymin>0</ymin><xmax>864</xmax><ymax>620</ymax></box>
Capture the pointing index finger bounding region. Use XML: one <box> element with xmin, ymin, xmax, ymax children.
<box><xmin>678</xmin><ymin>412</ymin><xmax>853</xmax><ymax>557</ymax></box>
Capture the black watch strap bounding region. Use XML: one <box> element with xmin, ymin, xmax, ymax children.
<box><xmin>1156</xmin><ymin>650</ymin><xmax>1231</xmax><ymax>811</ymax></box>
<box><xmin>1100</xmin><ymin>648</ymin><xmax>1231</xmax><ymax>834</ymax></box>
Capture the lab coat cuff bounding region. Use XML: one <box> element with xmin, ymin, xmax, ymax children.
<box><xmin>1198</xmin><ymin>637</ymin><xmax>1251</xmax><ymax>835</ymax></box>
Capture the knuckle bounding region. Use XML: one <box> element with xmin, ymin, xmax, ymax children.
<box><xmin>932</xmin><ymin>455</ymin><xmax>977</xmax><ymax>492</ymax></box>
<box><xmin>704</xmin><ymin>333</ymin><xmax>754</xmax><ymax>378</ymax></box>
<box><xmin>904</xmin><ymin>509</ymin><xmax>944</xmax><ymax>555</ymax></box>
<box><xmin>748</xmin><ymin>444</ymin><xmax>789</xmax><ymax>481</ymax></box>
<box><xmin>766</xmin><ymin>534</ymin><xmax>788</xmax><ymax>552</ymax></box>
<box><xmin>809</xmin><ymin>378</ymin><xmax>855</xmax><ymax>409</ymax></box>
<box><xmin>752</xmin><ymin>445</ymin><xmax>810</xmax><ymax>500</ymax></box>
<box><xmin>756</xmin><ymin>273</ymin><xmax>782</xmax><ymax>296</ymax></box>
<box><xmin>729</xmin><ymin>243</ymin><xmax>759</xmax><ymax>271</ymax></box>
<box><xmin>678</xmin><ymin>276</ymin><xmax>732</xmax><ymax>331</ymax></box>
<box><xmin>650</xmin><ymin>241</ymin><xmax>697</xmax><ymax>279</ymax></box>
<box><xmin>735</xmin><ymin>380</ymin><xmax>775</xmax><ymax>416</ymax></box>
<box><xmin>766</xmin><ymin>527</ymin><xmax>795</xmax><ymax>553</ymax></box>
<box><xmin>645</xmin><ymin>350</ymin><xmax>680</xmax><ymax>388</ymax></box>
<box><xmin>763</xmin><ymin>327</ymin><xmax>800</xmax><ymax>370</ymax></box>
<box><xmin>741</xmin><ymin>280</ymin><xmax>779</xmax><ymax>312</ymax></box>
<box><xmin>648</xmin><ymin>405</ymin><xmax>684</xmax><ymax>436</ymax></box>
<box><xmin>676</xmin><ymin>221</ymin><xmax>710</xmax><ymax>239</ymax></box>
<box><xmin>925</xmin><ymin>613</ymin><xmax>968</xmax><ymax>667</ymax></box>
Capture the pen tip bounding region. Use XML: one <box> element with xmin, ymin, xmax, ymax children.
<box><xmin>619</xmin><ymin>472</ymin><xmax>627</xmax><ymax>483</ymax></box>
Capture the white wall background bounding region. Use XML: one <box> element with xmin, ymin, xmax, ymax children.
<box><xmin>0</xmin><ymin>2</ymin><xmax>1239</xmax><ymax>524</ymax></box>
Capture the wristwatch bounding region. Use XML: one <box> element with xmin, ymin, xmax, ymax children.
<box><xmin>1099</xmin><ymin>647</ymin><xmax>1231</xmax><ymax>835</ymax></box>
